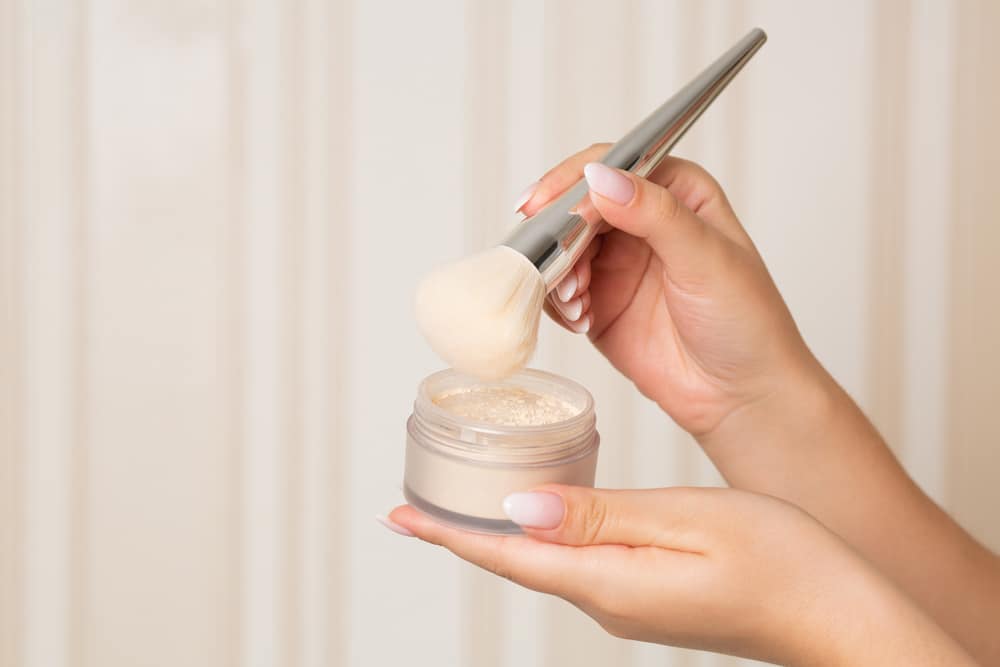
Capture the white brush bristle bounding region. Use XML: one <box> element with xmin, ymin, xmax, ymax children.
<box><xmin>415</xmin><ymin>246</ymin><xmax>545</xmax><ymax>380</ymax></box>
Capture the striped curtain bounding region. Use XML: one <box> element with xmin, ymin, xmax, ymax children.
<box><xmin>1</xmin><ymin>1</ymin><xmax>998</xmax><ymax>666</ymax></box>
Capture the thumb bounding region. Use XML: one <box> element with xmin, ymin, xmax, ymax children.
<box><xmin>503</xmin><ymin>485</ymin><xmax>708</xmax><ymax>552</ymax></box>
<box><xmin>583</xmin><ymin>162</ymin><xmax>728</xmax><ymax>283</ymax></box>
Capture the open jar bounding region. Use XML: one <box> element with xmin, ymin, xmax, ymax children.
<box><xmin>404</xmin><ymin>368</ymin><xmax>600</xmax><ymax>534</ymax></box>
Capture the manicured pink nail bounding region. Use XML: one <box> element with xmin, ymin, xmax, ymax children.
<box><xmin>502</xmin><ymin>491</ymin><xmax>565</xmax><ymax>529</ymax></box>
<box><xmin>556</xmin><ymin>272</ymin><xmax>577</xmax><ymax>302</ymax></box>
<box><xmin>584</xmin><ymin>162</ymin><xmax>634</xmax><ymax>205</ymax></box>
<box><xmin>568</xmin><ymin>313</ymin><xmax>591</xmax><ymax>334</ymax></box>
<box><xmin>514</xmin><ymin>181</ymin><xmax>540</xmax><ymax>213</ymax></box>
<box><xmin>557</xmin><ymin>297</ymin><xmax>583</xmax><ymax>322</ymax></box>
<box><xmin>376</xmin><ymin>514</ymin><xmax>415</xmax><ymax>537</ymax></box>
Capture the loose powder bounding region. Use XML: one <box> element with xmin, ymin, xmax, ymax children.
<box><xmin>433</xmin><ymin>386</ymin><xmax>579</xmax><ymax>427</ymax></box>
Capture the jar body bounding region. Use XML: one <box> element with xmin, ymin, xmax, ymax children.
<box><xmin>403</xmin><ymin>369</ymin><xmax>599</xmax><ymax>534</ymax></box>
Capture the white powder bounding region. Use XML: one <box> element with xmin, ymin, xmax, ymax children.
<box><xmin>433</xmin><ymin>386</ymin><xmax>579</xmax><ymax>427</ymax></box>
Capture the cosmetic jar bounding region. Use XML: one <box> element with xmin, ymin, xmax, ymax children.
<box><xmin>404</xmin><ymin>368</ymin><xmax>600</xmax><ymax>534</ymax></box>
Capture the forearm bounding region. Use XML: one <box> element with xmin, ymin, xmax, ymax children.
<box><xmin>794</xmin><ymin>567</ymin><xmax>979</xmax><ymax>667</ymax></box>
<box><xmin>700</xmin><ymin>359</ymin><xmax>1000</xmax><ymax>663</ymax></box>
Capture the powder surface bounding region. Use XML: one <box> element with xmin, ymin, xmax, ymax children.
<box><xmin>414</xmin><ymin>246</ymin><xmax>545</xmax><ymax>380</ymax></box>
<box><xmin>433</xmin><ymin>386</ymin><xmax>578</xmax><ymax>427</ymax></box>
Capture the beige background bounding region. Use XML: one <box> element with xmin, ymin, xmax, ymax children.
<box><xmin>2</xmin><ymin>1</ymin><xmax>999</xmax><ymax>666</ymax></box>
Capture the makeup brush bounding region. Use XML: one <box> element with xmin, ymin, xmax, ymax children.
<box><xmin>416</xmin><ymin>28</ymin><xmax>767</xmax><ymax>380</ymax></box>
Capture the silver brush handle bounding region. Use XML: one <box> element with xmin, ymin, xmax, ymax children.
<box><xmin>503</xmin><ymin>27</ymin><xmax>767</xmax><ymax>290</ymax></box>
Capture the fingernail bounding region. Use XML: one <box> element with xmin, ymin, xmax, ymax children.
<box><xmin>568</xmin><ymin>313</ymin><xmax>591</xmax><ymax>334</ymax></box>
<box><xmin>557</xmin><ymin>297</ymin><xmax>583</xmax><ymax>322</ymax></box>
<box><xmin>502</xmin><ymin>491</ymin><xmax>565</xmax><ymax>529</ymax></box>
<box><xmin>514</xmin><ymin>181</ymin><xmax>540</xmax><ymax>213</ymax></box>
<box><xmin>583</xmin><ymin>162</ymin><xmax>634</xmax><ymax>205</ymax></box>
<box><xmin>556</xmin><ymin>273</ymin><xmax>577</xmax><ymax>302</ymax></box>
<box><xmin>376</xmin><ymin>514</ymin><xmax>415</xmax><ymax>537</ymax></box>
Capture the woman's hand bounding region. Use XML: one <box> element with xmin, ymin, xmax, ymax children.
<box><xmin>519</xmin><ymin>144</ymin><xmax>819</xmax><ymax>437</ymax></box>
<box><xmin>519</xmin><ymin>146</ymin><xmax>1000</xmax><ymax>664</ymax></box>
<box><xmin>386</xmin><ymin>486</ymin><xmax>975</xmax><ymax>665</ymax></box>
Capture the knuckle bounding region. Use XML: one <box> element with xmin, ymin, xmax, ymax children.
<box><xmin>574</xmin><ymin>496</ymin><xmax>610</xmax><ymax>544</ymax></box>
<box><xmin>677</xmin><ymin>157</ymin><xmax>720</xmax><ymax>189</ymax></box>
<box><xmin>653</xmin><ymin>185</ymin><xmax>681</xmax><ymax>222</ymax></box>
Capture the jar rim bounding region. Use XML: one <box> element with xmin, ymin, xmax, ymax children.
<box><xmin>409</xmin><ymin>368</ymin><xmax>599</xmax><ymax>464</ymax></box>
<box><xmin>416</xmin><ymin>367</ymin><xmax>594</xmax><ymax>435</ymax></box>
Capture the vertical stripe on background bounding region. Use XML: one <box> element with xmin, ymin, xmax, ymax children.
<box><xmin>240</xmin><ymin>0</ymin><xmax>287</xmax><ymax>663</ymax></box>
<box><xmin>326</xmin><ymin>0</ymin><xmax>352</xmax><ymax>664</ymax></box>
<box><xmin>460</xmin><ymin>1</ymin><xmax>510</xmax><ymax>666</ymax></box>
<box><xmin>865</xmin><ymin>0</ymin><xmax>910</xmax><ymax>454</ymax></box>
<box><xmin>297</xmin><ymin>0</ymin><xmax>339</xmax><ymax>665</ymax></box>
<box><xmin>69</xmin><ymin>1</ymin><xmax>90</xmax><ymax>664</ymax></box>
<box><xmin>946</xmin><ymin>0</ymin><xmax>1000</xmax><ymax>553</ymax></box>
<box><xmin>225</xmin><ymin>0</ymin><xmax>246</xmax><ymax>665</ymax></box>
<box><xmin>84</xmin><ymin>1</ymin><xmax>233</xmax><ymax>664</ymax></box>
<box><xmin>0</xmin><ymin>0</ymin><xmax>24</xmax><ymax>665</ymax></box>
<box><xmin>899</xmin><ymin>0</ymin><xmax>956</xmax><ymax>503</ymax></box>
<box><xmin>21</xmin><ymin>1</ymin><xmax>86</xmax><ymax>664</ymax></box>
<box><xmin>280</xmin><ymin>1</ymin><xmax>305</xmax><ymax>666</ymax></box>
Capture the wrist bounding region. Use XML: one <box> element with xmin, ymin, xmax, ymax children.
<box><xmin>696</xmin><ymin>352</ymin><xmax>846</xmax><ymax>457</ymax></box>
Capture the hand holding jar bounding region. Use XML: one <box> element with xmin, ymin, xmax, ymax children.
<box><xmin>513</xmin><ymin>144</ymin><xmax>1000</xmax><ymax>663</ymax></box>
<box><xmin>387</xmin><ymin>485</ymin><xmax>974</xmax><ymax>665</ymax></box>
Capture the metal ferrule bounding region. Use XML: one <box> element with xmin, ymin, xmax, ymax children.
<box><xmin>502</xmin><ymin>27</ymin><xmax>767</xmax><ymax>290</ymax></box>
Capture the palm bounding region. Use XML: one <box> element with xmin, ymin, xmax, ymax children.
<box><xmin>586</xmin><ymin>228</ymin><xmax>768</xmax><ymax>436</ymax></box>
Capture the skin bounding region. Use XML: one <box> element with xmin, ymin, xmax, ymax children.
<box><xmin>389</xmin><ymin>144</ymin><xmax>1000</xmax><ymax>663</ymax></box>
<box><xmin>390</xmin><ymin>488</ymin><xmax>975</xmax><ymax>665</ymax></box>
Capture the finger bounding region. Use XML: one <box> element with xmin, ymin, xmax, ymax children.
<box><xmin>550</xmin><ymin>287</ymin><xmax>592</xmax><ymax>326</ymax></box>
<box><xmin>566</xmin><ymin>312</ymin><xmax>591</xmax><ymax>335</ymax></box>
<box><xmin>502</xmin><ymin>485</ymin><xmax>717</xmax><ymax>552</ymax></box>
<box><xmin>575</xmin><ymin>257</ymin><xmax>593</xmax><ymax>295</ymax></box>
<box><xmin>387</xmin><ymin>504</ymin><xmax>626</xmax><ymax>601</ymax></box>
<box><xmin>543</xmin><ymin>298</ymin><xmax>575</xmax><ymax>333</ymax></box>
<box><xmin>554</xmin><ymin>271</ymin><xmax>578</xmax><ymax>303</ymax></box>
<box><xmin>583</xmin><ymin>163</ymin><xmax>733</xmax><ymax>286</ymax></box>
<box><xmin>553</xmin><ymin>237</ymin><xmax>601</xmax><ymax>303</ymax></box>
<box><xmin>646</xmin><ymin>156</ymin><xmax>751</xmax><ymax>247</ymax></box>
<box><xmin>552</xmin><ymin>293</ymin><xmax>584</xmax><ymax>323</ymax></box>
<box><xmin>519</xmin><ymin>143</ymin><xmax>610</xmax><ymax>217</ymax></box>
<box><xmin>544</xmin><ymin>295</ymin><xmax>591</xmax><ymax>335</ymax></box>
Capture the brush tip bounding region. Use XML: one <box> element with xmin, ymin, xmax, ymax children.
<box><xmin>415</xmin><ymin>246</ymin><xmax>545</xmax><ymax>380</ymax></box>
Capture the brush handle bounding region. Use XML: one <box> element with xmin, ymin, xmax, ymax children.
<box><xmin>502</xmin><ymin>27</ymin><xmax>767</xmax><ymax>291</ymax></box>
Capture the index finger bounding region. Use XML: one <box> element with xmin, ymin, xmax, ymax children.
<box><xmin>520</xmin><ymin>143</ymin><xmax>610</xmax><ymax>217</ymax></box>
